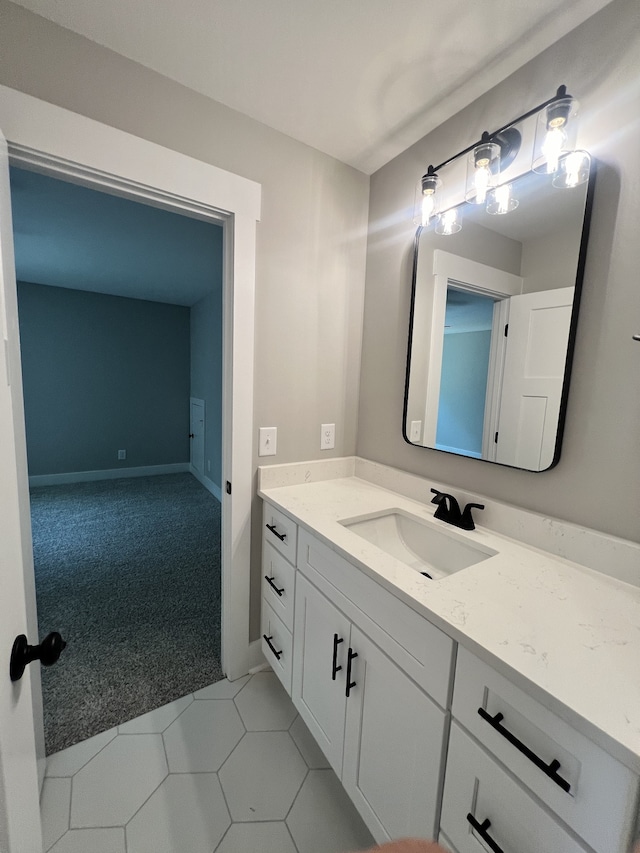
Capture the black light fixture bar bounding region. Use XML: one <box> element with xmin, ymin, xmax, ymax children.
<box><xmin>427</xmin><ymin>85</ymin><xmax>569</xmax><ymax>175</ymax></box>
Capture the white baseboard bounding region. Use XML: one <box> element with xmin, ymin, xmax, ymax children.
<box><xmin>29</xmin><ymin>462</ymin><xmax>190</xmax><ymax>487</ymax></box>
<box><xmin>189</xmin><ymin>465</ymin><xmax>222</xmax><ymax>501</ymax></box>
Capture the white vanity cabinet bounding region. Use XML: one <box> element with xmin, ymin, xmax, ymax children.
<box><xmin>293</xmin><ymin>564</ymin><xmax>450</xmax><ymax>843</ymax></box>
<box><xmin>261</xmin><ymin>504</ymin><xmax>298</xmax><ymax>691</ymax></box>
<box><xmin>442</xmin><ymin>647</ymin><xmax>640</xmax><ymax>853</ymax></box>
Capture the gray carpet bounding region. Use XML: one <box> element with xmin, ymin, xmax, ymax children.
<box><xmin>30</xmin><ymin>473</ymin><xmax>223</xmax><ymax>755</ymax></box>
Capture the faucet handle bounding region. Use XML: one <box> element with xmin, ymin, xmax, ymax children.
<box><xmin>460</xmin><ymin>502</ymin><xmax>485</xmax><ymax>531</ymax></box>
<box><xmin>430</xmin><ymin>488</ymin><xmax>446</xmax><ymax>505</ymax></box>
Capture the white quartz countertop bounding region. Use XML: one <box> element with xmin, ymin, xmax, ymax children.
<box><xmin>259</xmin><ymin>475</ymin><xmax>640</xmax><ymax>772</ymax></box>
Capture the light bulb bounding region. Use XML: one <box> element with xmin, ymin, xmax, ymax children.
<box><xmin>564</xmin><ymin>151</ymin><xmax>587</xmax><ymax>187</ymax></box>
<box><xmin>486</xmin><ymin>183</ymin><xmax>518</xmax><ymax>215</ymax></box>
<box><xmin>435</xmin><ymin>208</ymin><xmax>462</xmax><ymax>236</ymax></box>
<box><xmin>541</xmin><ymin>126</ymin><xmax>566</xmax><ymax>174</ymax></box>
<box><xmin>421</xmin><ymin>191</ymin><xmax>435</xmax><ymax>226</ymax></box>
<box><xmin>474</xmin><ymin>165</ymin><xmax>491</xmax><ymax>205</ymax></box>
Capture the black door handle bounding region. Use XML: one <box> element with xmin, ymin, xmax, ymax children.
<box><xmin>345</xmin><ymin>648</ymin><xmax>358</xmax><ymax>697</ymax></box>
<box><xmin>266</xmin><ymin>523</ymin><xmax>287</xmax><ymax>542</ymax></box>
<box><xmin>263</xmin><ymin>634</ymin><xmax>283</xmax><ymax>660</ymax></box>
<box><xmin>331</xmin><ymin>633</ymin><xmax>343</xmax><ymax>680</ymax></box>
<box><xmin>264</xmin><ymin>575</ymin><xmax>285</xmax><ymax>596</ymax></box>
<box><xmin>10</xmin><ymin>632</ymin><xmax>67</xmax><ymax>682</ymax></box>
<box><xmin>477</xmin><ymin>707</ymin><xmax>571</xmax><ymax>793</ymax></box>
<box><xmin>466</xmin><ymin>814</ymin><xmax>504</xmax><ymax>853</ymax></box>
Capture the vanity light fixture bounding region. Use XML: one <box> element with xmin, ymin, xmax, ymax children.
<box><xmin>419</xmin><ymin>165</ymin><xmax>442</xmax><ymax>225</ymax></box>
<box><xmin>415</xmin><ymin>84</ymin><xmax>587</xmax><ymax>231</ymax></box>
<box><xmin>532</xmin><ymin>85</ymin><xmax>581</xmax><ymax>177</ymax></box>
<box><xmin>465</xmin><ymin>133</ymin><xmax>500</xmax><ymax>205</ymax></box>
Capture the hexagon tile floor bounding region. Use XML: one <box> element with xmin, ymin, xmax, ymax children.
<box><xmin>40</xmin><ymin>670</ymin><xmax>375</xmax><ymax>853</ymax></box>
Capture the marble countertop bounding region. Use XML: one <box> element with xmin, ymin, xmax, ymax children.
<box><xmin>259</xmin><ymin>474</ymin><xmax>640</xmax><ymax>773</ymax></box>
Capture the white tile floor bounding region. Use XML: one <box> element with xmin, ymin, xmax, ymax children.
<box><xmin>41</xmin><ymin>671</ymin><xmax>375</xmax><ymax>853</ymax></box>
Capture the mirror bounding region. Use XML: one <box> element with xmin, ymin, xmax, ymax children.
<box><xmin>404</xmin><ymin>147</ymin><xmax>593</xmax><ymax>471</ymax></box>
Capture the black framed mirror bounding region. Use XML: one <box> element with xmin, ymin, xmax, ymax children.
<box><xmin>403</xmin><ymin>90</ymin><xmax>594</xmax><ymax>471</ymax></box>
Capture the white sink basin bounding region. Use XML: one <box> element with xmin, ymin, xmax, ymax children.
<box><xmin>339</xmin><ymin>508</ymin><xmax>497</xmax><ymax>579</ymax></box>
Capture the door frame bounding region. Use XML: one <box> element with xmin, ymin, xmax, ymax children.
<box><xmin>0</xmin><ymin>85</ymin><xmax>262</xmax><ymax>689</ymax></box>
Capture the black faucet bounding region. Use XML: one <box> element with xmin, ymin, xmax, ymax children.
<box><xmin>430</xmin><ymin>489</ymin><xmax>484</xmax><ymax>531</ymax></box>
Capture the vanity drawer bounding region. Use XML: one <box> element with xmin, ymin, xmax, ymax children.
<box><xmin>441</xmin><ymin>722</ymin><xmax>588</xmax><ymax>853</ymax></box>
<box><xmin>262</xmin><ymin>541</ymin><xmax>296</xmax><ymax>631</ymax></box>
<box><xmin>263</xmin><ymin>503</ymin><xmax>298</xmax><ymax>566</ymax></box>
<box><xmin>452</xmin><ymin>647</ymin><xmax>639</xmax><ymax>853</ymax></box>
<box><xmin>261</xmin><ymin>599</ymin><xmax>293</xmax><ymax>694</ymax></box>
<box><xmin>297</xmin><ymin>529</ymin><xmax>454</xmax><ymax>708</ymax></box>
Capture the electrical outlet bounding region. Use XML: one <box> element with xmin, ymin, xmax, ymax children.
<box><xmin>259</xmin><ymin>427</ymin><xmax>277</xmax><ymax>457</ymax></box>
<box><xmin>321</xmin><ymin>423</ymin><xmax>335</xmax><ymax>450</ymax></box>
<box><xmin>118</xmin><ymin>449</ymin><xmax>126</xmax><ymax>460</ymax></box>
<box><xmin>409</xmin><ymin>420</ymin><xmax>422</xmax><ymax>442</ymax></box>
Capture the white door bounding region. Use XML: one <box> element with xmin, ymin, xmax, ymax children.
<box><xmin>189</xmin><ymin>397</ymin><xmax>205</xmax><ymax>476</ymax></box>
<box><xmin>496</xmin><ymin>287</ymin><xmax>574</xmax><ymax>470</ymax></box>
<box><xmin>0</xmin><ymin>129</ymin><xmax>43</xmax><ymax>850</ymax></box>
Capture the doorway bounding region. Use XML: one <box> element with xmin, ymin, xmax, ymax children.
<box><xmin>0</xmin><ymin>84</ymin><xmax>261</xmax><ymax>853</ymax></box>
<box><xmin>11</xmin><ymin>165</ymin><xmax>227</xmax><ymax>753</ymax></box>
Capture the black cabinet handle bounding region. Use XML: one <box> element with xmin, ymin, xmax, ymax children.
<box><xmin>466</xmin><ymin>814</ymin><xmax>504</xmax><ymax>853</ymax></box>
<box><xmin>266</xmin><ymin>523</ymin><xmax>286</xmax><ymax>541</ymax></box>
<box><xmin>477</xmin><ymin>707</ymin><xmax>571</xmax><ymax>793</ymax></box>
<box><xmin>264</xmin><ymin>575</ymin><xmax>285</xmax><ymax>596</ymax></box>
<box><xmin>345</xmin><ymin>648</ymin><xmax>358</xmax><ymax>697</ymax></box>
<box><xmin>263</xmin><ymin>634</ymin><xmax>282</xmax><ymax>660</ymax></box>
<box><xmin>331</xmin><ymin>634</ymin><xmax>343</xmax><ymax>680</ymax></box>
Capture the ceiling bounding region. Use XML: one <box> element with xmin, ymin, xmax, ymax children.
<box><xmin>10</xmin><ymin>0</ymin><xmax>613</xmax><ymax>174</ymax></box>
<box><xmin>10</xmin><ymin>166</ymin><xmax>222</xmax><ymax>305</ymax></box>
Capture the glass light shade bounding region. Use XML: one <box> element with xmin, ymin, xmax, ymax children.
<box><xmin>466</xmin><ymin>141</ymin><xmax>500</xmax><ymax>205</ymax></box>
<box><xmin>532</xmin><ymin>96</ymin><xmax>579</xmax><ymax>175</ymax></box>
<box><xmin>552</xmin><ymin>150</ymin><xmax>590</xmax><ymax>189</ymax></box>
<box><xmin>435</xmin><ymin>207</ymin><xmax>462</xmax><ymax>235</ymax></box>
<box><xmin>486</xmin><ymin>183</ymin><xmax>519</xmax><ymax>215</ymax></box>
<box><xmin>413</xmin><ymin>171</ymin><xmax>442</xmax><ymax>226</ymax></box>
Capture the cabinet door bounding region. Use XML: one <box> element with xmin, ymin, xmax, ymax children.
<box><xmin>292</xmin><ymin>574</ymin><xmax>351</xmax><ymax>775</ymax></box>
<box><xmin>343</xmin><ymin>626</ymin><xmax>447</xmax><ymax>843</ymax></box>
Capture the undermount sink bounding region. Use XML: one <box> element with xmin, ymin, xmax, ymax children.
<box><xmin>339</xmin><ymin>508</ymin><xmax>497</xmax><ymax>579</ymax></box>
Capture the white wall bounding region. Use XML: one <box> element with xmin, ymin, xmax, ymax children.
<box><xmin>0</xmin><ymin>0</ymin><xmax>370</xmax><ymax>637</ymax></box>
<box><xmin>358</xmin><ymin>0</ymin><xmax>640</xmax><ymax>543</ymax></box>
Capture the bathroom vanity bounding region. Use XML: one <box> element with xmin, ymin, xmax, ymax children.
<box><xmin>258</xmin><ymin>458</ymin><xmax>640</xmax><ymax>853</ymax></box>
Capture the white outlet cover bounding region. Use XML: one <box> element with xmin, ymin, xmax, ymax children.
<box><xmin>259</xmin><ymin>427</ymin><xmax>277</xmax><ymax>457</ymax></box>
<box><xmin>409</xmin><ymin>420</ymin><xmax>422</xmax><ymax>442</ymax></box>
<box><xmin>321</xmin><ymin>423</ymin><xmax>335</xmax><ymax>450</ymax></box>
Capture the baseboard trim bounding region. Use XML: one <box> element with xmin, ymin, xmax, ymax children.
<box><xmin>29</xmin><ymin>463</ymin><xmax>190</xmax><ymax>487</ymax></box>
<box><xmin>189</xmin><ymin>465</ymin><xmax>222</xmax><ymax>501</ymax></box>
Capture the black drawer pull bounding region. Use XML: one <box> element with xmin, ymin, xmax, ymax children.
<box><xmin>331</xmin><ymin>633</ymin><xmax>343</xmax><ymax>680</ymax></box>
<box><xmin>266</xmin><ymin>523</ymin><xmax>287</xmax><ymax>541</ymax></box>
<box><xmin>466</xmin><ymin>814</ymin><xmax>504</xmax><ymax>853</ymax></box>
<box><xmin>477</xmin><ymin>707</ymin><xmax>571</xmax><ymax>793</ymax></box>
<box><xmin>264</xmin><ymin>575</ymin><xmax>285</xmax><ymax>596</ymax></box>
<box><xmin>263</xmin><ymin>634</ymin><xmax>283</xmax><ymax>660</ymax></box>
<box><xmin>345</xmin><ymin>648</ymin><xmax>358</xmax><ymax>697</ymax></box>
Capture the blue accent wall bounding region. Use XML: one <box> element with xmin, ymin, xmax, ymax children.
<box><xmin>18</xmin><ymin>282</ymin><xmax>191</xmax><ymax>475</ymax></box>
<box><xmin>436</xmin><ymin>330</ymin><xmax>491</xmax><ymax>456</ymax></box>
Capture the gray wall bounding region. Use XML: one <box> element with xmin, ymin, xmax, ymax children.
<box><xmin>191</xmin><ymin>289</ymin><xmax>223</xmax><ymax>491</ymax></box>
<box><xmin>0</xmin><ymin>0</ymin><xmax>370</xmax><ymax>637</ymax></box>
<box><xmin>18</xmin><ymin>282</ymin><xmax>190</xmax><ymax>475</ymax></box>
<box><xmin>359</xmin><ymin>0</ymin><xmax>640</xmax><ymax>543</ymax></box>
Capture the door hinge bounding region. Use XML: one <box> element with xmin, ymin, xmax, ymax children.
<box><xmin>494</xmin><ymin>432</ymin><xmax>499</xmax><ymax>444</ymax></box>
<box><xmin>226</xmin><ymin>481</ymin><xmax>232</xmax><ymax>495</ymax></box>
<box><xmin>504</xmin><ymin>323</ymin><xmax>509</xmax><ymax>337</ymax></box>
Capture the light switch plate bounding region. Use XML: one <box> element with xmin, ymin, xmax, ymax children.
<box><xmin>321</xmin><ymin>423</ymin><xmax>335</xmax><ymax>450</ymax></box>
<box><xmin>409</xmin><ymin>420</ymin><xmax>422</xmax><ymax>442</ymax></box>
<box><xmin>259</xmin><ymin>427</ymin><xmax>277</xmax><ymax>457</ymax></box>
